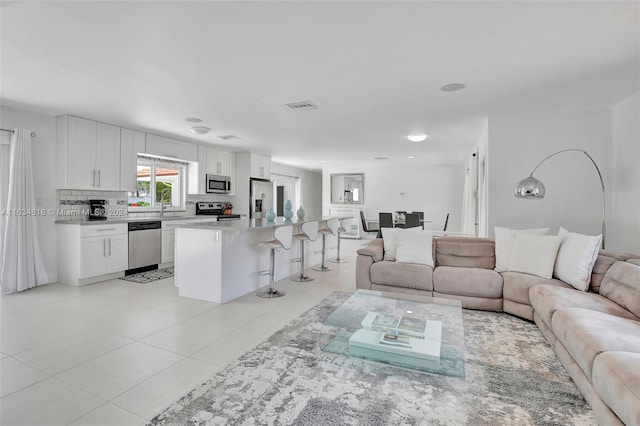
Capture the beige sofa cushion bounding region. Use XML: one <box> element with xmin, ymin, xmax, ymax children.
<box><xmin>435</xmin><ymin>236</ymin><xmax>495</xmax><ymax>269</ymax></box>
<box><xmin>433</xmin><ymin>266</ymin><xmax>502</xmax><ymax>299</ymax></box>
<box><xmin>552</xmin><ymin>308</ymin><xmax>640</xmax><ymax>380</ymax></box>
<box><xmin>600</xmin><ymin>261</ymin><xmax>640</xmax><ymax>318</ymax></box>
<box><xmin>502</xmin><ymin>272</ymin><xmax>570</xmax><ymax>305</ymax></box>
<box><xmin>590</xmin><ymin>252</ymin><xmax>631</xmax><ymax>292</ymax></box>
<box><xmin>593</xmin><ymin>351</ymin><xmax>640</xmax><ymax>426</ymax></box>
<box><xmin>529</xmin><ymin>285</ymin><xmax>639</xmax><ymax>328</ymax></box>
<box><xmin>628</xmin><ymin>259</ymin><xmax>640</xmax><ymax>267</ymax></box>
<box><xmin>370</xmin><ymin>261</ymin><xmax>433</xmax><ymax>291</ymax></box>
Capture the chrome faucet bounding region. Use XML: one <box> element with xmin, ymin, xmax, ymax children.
<box><xmin>160</xmin><ymin>188</ymin><xmax>172</xmax><ymax>216</ymax></box>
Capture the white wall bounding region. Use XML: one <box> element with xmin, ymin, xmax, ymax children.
<box><xmin>270</xmin><ymin>162</ymin><xmax>322</xmax><ymax>218</ymax></box>
<box><xmin>0</xmin><ymin>106</ymin><xmax>58</xmax><ymax>283</ymax></box>
<box><xmin>487</xmin><ymin>108</ymin><xmax>613</xmax><ymax>243</ymax></box>
<box><xmin>322</xmin><ymin>164</ymin><xmax>466</xmax><ymax>232</ymax></box>
<box><xmin>611</xmin><ymin>92</ymin><xmax>640</xmax><ymax>253</ymax></box>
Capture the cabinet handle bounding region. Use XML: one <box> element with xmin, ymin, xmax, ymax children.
<box><xmin>103</xmin><ymin>238</ymin><xmax>107</xmax><ymax>257</ymax></box>
<box><xmin>93</xmin><ymin>170</ymin><xmax>96</xmax><ymax>187</ymax></box>
<box><xmin>109</xmin><ymin>238</ymin><xmax>112</xmax><ymax>256</ymax></box>
<box><xmin>96</xmin><ymin>228</ymin><xmax>117</xmax><ymax>232</ymax></box>
<box><xmin>217</xmin><ymin>162</ymin><xmax>221</xmax><ymax>174</ymax></box>
<box><xmin>97</xmin><ymin>169</ymin><xmax>101</xmax><ymax>187</ymax></box>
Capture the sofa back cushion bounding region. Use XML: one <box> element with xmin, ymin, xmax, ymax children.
<box><xmin>600</xmin><ymin>261</ymin><xmax>640</xmax><ymax>317</ymax></box>
<box><xmin>436</xmin><ymin>236</ymin><xmax>495</xmax><ymax>269</ymax></box>
<box><xmin>591</xmin><ymin>251</ymin><xmax>638</xmax><ymax>292</ymax></box>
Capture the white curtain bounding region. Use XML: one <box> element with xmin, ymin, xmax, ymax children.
<box><xmin>0</xmin><ymin>128</ymin><xmax>48</xmax><ymax>294</ymax></box>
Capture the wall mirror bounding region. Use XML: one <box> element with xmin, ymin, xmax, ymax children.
<box><xmin>331</xmin><ymin>173</ymin><xmax>364</xmax><ymax>204</ymax></box>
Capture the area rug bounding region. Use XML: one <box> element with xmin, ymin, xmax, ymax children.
<box><xmin>149</xmin><ymin>291</ymin><xmax>596</xmax><ymax>425</ymax></box>
<box><xmin>120</xmin><ymin>267</ymin><xmax>174</xmax><ymax>284</ymax></box>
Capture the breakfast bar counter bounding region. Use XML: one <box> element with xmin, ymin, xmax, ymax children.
<box><xmin>174</xmin><ymin>216</ymin><xmax>334</xmax><ymax>303</ymax></box>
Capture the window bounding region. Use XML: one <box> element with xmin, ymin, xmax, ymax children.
<box><xmin>128</xmin><ymin>156</ymin><xmax>186</xmax><ymax>211</ymax></box>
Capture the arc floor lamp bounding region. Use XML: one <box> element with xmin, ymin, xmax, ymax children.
<box><xmin>514</xmin><ymin>149</ymin><xmax>606</xmax><ymax>249</ymax></box>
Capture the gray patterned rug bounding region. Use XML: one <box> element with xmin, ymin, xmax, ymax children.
<box><xmin>120</xmin><ymin>267</ymin><xmax>174</xmax><ymax>284</ymax></box>
<box><xmin>150</xmin><ymin>292</ymin><xmax>595</xmax><ymax>425</ymax></box>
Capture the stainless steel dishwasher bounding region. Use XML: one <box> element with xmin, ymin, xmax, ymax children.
<box><xmin>127</xmin><ymin>221</ymin><xmax>162</xmax><ymax>273</ymax></box>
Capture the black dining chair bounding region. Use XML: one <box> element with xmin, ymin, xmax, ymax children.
<box><xmin>411</xmin><ymin>211</ymin><xmax>425</xmax><ymax>229</ymax></box>
<box><xmin>378</xmin><ymin>212</ymin><xmax>394</xmax><ymax>238</ymax></box>
<box><xmin>360</xmin><ymin>210</ymin><xmax>379</xmax><ymax>237</ymax></box>
<box><xmin>405</xmin><ymin>213</ymin><xmax>420</xmax><ymax>229</ymax></box>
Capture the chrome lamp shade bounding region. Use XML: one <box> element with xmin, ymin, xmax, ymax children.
<box><xmin>515</xmin><ymin>176</ymin><xmax>546</xmax><ymax>199</ymax></box>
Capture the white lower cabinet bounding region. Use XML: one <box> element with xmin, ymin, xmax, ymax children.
<box><xmin>161</xmin><ymin>218</ymin><xmax>214</xmax><ymax>264</ymax></box>
<box><xmin>57</xmin><ymin>223</ymin><xmax>129</xmax><ymax>285</ymax></box>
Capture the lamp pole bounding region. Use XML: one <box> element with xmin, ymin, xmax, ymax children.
<box><xmin>515</xmin><ymin>149</ymin><xmax>606</xmax><ymax>249</ymax></box>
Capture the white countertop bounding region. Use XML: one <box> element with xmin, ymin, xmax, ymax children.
<box><xmin>177</xmin><ymin>216</ymin><xmax>341</xmax><ymax>232</ymax></box>
<box><xmin>54</xmin><ymin>215</ymin><xmax>215</xmax><ymax>225</ymax></box>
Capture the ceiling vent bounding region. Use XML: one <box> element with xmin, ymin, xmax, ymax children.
<box><xmin>374</xmin><ymin>156</ymin><xmax>389</xmax><ymax>160</ymax></box>
<box><xmin>217</xmin><ymin>134</ymin><xmax>240</xmax><ymax>140</ymax></box>
<box><xmin>285</xmin><ymin>100</ymin><xmax>319</xmax><ymax>111</ymax></box>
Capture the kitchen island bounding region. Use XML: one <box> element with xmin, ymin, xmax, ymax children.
<box><xmin>174</xmin><ymin>217</ymin><xmax>332</xmax><ymax>303</ymax></box>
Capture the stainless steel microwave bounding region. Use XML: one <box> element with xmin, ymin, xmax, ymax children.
<box><xmin>206</xmin><ymin>174</ymin><xmax>231</xmax><ymax>194</ymax></box>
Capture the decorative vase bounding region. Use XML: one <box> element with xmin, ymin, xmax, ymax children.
<box><xmin>265</xmin><ymin>209</ymin><xmax>276</xmax><ymax>221</ymax></box>
<box><xmin>283</xmin><ymin>200</ymin><xmax>293</xmax><ymax>220</ymax></box>
<box><xmin>296</xmin><ymin>206</ymin><xmax>305</xmax><ymax>219</ymax></box>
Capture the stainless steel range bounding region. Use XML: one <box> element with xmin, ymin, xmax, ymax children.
<box><xmin>195</xmin><ymin>202</ymin><xmax>241</xmax><ymax>220</ymax></box>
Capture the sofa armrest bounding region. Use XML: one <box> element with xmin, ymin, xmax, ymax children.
<box><xmin>357</xmin><ymin>238</ymin><xmax>384</xmax><ymax>262</ymax></box>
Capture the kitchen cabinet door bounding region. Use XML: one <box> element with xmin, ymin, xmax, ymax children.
<box><xmin>106</xmin><ymin>234</ymin><xmax>129</xmax><ymax>273</ymax></box>
<box><xmin>161</xmin><ymin>229</ymin><xmax>175</xmax><ymax>263</ymax></box>
<box><xmin>146</xmin><ymin>134</ymin><xmax>198</xmax><ymax>162</ymax></box>
<box><xmin>67</xmin><ymin>116</ymin><xmax>97</xmax><ymax>190</ymax></box>
<box><xmin>206</xmin><ymin>148</ymin><xmax>230</xmax><ymax>176</ymax></box>
<box><xmin>81</xmin><ymin>236</ymin><xmax>108</xmax><ymax>278</ymax></box>
<box><xmin>95</xmin><ymin>122</ymin><xmax>121</xmax><ymax>191</ymax></box>
<box><xmin>120</xmin><ymin>128</ymin><xmax>145</xmax><ymax>192</ymax></box>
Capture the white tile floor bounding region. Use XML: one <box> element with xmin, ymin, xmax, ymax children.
<box><xmin>0</xmin><ymin>238</ymin><xmax>364</xmax><ymax>425</ymax></box>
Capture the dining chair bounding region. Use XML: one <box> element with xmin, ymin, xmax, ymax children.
<box><xmin>405</xmin><ymin>213</ymin><xmax>420</xmax><ymax>229</ymax></box>
<box><xmin>378</xmin><ymin>212</ymin><xmax>394</xmax><ymax>238</ymax></box>
<box><xmin>411</xmin><ymin>211</ymin><xmax>425</xmax><ymax>229</ymax></box>
<box><xmin>360</xmin><ymin>210</ymin><xmax>379</xmax><ymax>237</ymax></box>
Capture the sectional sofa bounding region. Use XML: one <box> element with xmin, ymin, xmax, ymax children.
<box><xmin>355</xmin><ymin>236</ymin><xmax>640</xmax><ymax>426</ymax></box>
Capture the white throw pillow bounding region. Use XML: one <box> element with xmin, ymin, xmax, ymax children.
<box><xmin>508</xmin><ymin>233</ymin><xmax>562</xmax><ymax>279</ymax></box>
<box><xmin>494</xmin><ymin>227</ymin><xmax>550</xmax><ymax>272</ymax></box>
<box><xmin>382</xmin><ymin>228</ymin><xmax>399</xmax><ymax>261</ymax></box>
<box><xmin>553</xmin><ymin>227</ymin><xmax>602</xmax><ymax>291</ymax></box>
<box><xmin>395</xmin><ymin>229</ymin><xmax>433</xmax><ymax>266</ymax></box>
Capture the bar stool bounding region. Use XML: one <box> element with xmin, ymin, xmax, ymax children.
<box><xmin>290</xmin><ymin>221</ymin><xmax>318</xmax><ymax>282</ymax></box>
<box><xmin>313</xmin><ymin>218</ymin><xmax>339</xmax><ymax>272</ymax></box>
<box><xmin>329</xmin><ymin>217</ymin><xmax>352</xmax><ymax>263</ymax></box>
<box><xmin>257</xmin><ymin>225</ymin><xmax>293</xmax><ymax>298</ymax></box>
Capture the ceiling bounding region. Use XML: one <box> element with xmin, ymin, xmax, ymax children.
<box><xmin>1</xmin><ymin>1</ymin><xmax>638</xmax><ymax>170</ymax></box>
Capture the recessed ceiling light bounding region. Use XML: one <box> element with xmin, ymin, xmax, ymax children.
<box><xmin>374</xmin><ymin>156</ymin><xmax>389</xmax><ymax>160</ymax></box>
<box><xmin>440</xmin><ymin>82</ymin><xmax>466</xmax><ymax>92</ymax></box>
<box><xmin>408</xmin><ymin>156</ymin><xmax>415</xmax><ymax>159</ymax></box>
<box><xmin>185</xmin><ymin>117</ymin><xmax>202</xmax><ymax>123</ymax></box>
<box><xmin>190</xmin><ymin>126</ymin><xmax>211</xmax><ymax>135</ymax></box>
<box><xmin>407</xmin><ymin>134</ymin><xmax>428</xmax><ymax>142</ymax></box>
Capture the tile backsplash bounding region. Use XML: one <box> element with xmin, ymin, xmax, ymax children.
<box><xmin>56</xmin><ymin>190</ymin><xmax>236</xmax><ymax>220</ymax></box>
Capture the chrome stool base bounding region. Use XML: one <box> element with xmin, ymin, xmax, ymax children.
<box><xmin>312</xmin><ymin>265</ymin><xmax>332</xmax><ymax>272</ymax></box>
<box><xmin>257</xmin><ymin>288</ymin><xmax>286</xmax><ymax>298</ymax></box>
<box><xmin>328</xmin><ymin>257</ymin><xmax>348</xmax><ymax>264</ymax></box>
<box><xmin>290</xmin><ymin>274</ymin><xmax>314</xmax><ymax>282</ymax></box>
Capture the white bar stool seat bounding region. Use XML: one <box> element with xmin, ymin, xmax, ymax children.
<box><xmin>257</xmin><ymin>225</ymin><xmax>293</xmax><ymax>298</ymax></box>
<box><xmin>290</xmin><ymin>221</ymin><xmax>318</xmax><ymax>282</ymax></box>
<box><xmin>313</xmin><ymin>218</ymin><xmax>339</xmax><ymax>272</ymax></box>
<box><xmin>329</xmin><ymin>217</ymin><xmax>352</xmax><ymax>264</ymax></box>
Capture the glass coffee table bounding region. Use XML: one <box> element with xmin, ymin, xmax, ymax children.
<box><xmin>320</xmin><ymin>289</ymin><xmax>465</xmax><ymax>377</ymax></box>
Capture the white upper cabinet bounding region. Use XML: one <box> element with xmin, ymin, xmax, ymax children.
<box><xmin>56</xmin><ymin>116</ymin><xmax>121</xmax><ymax>190</ymax></box>
<box><xmin>145</xmin><ymin>134</ymin><xmax>198</xmax><ymax>162</ymax></box>
<box><xmin>206</xmin><ymin>148</ymin><xmax>230</xmax><ymax>177</ymax></box>
<box><xmin>250</xmin><ymin>153</ymin><xmax>271</xmax><ymax>179</ymax></box>
<box><xmin>120</xmin><ymin>128</ymin><xmax>146</xmax><ymax>192</ymax></box>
